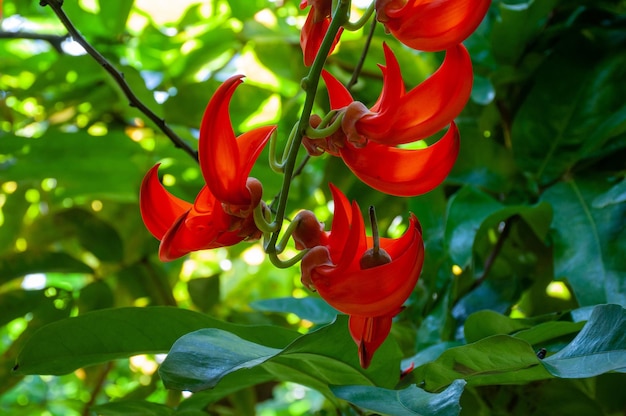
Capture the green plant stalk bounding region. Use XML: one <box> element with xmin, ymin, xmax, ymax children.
<box><xmin>266</xmin><ymin>0</ymin><xmax>351</xmax><ymax>266</ymax></box>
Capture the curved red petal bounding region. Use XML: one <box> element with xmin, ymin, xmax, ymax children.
<box><xmin>313</xmin><ymin>215</ymin><xmax>424</xmax><ymax>316</ymax></box>
<box><xmin>340</xmin><ymin>123</ymin><xmax>460</xmax><ymax>197</ymax></box>
<box><xmin>139</xmin><ymin>164</ymin><xmax>192</xmax><ymax>240</ymax></box>
<box><xmin>326</xmin><ymin>184</ymin><xmax>366</xmax><ymax>267</ymax></box>
<box><xmin>384</xmin><ymin>0</ymin><xmax>491</xmax><ymax>52</ymax></box>
<box><xmin>360</xmin><ymin>44</ymin><xmax>472</xmax><ymax>145</ymax></box>
<box><xmin>348</xmin><ymin>314</ymin><xmax>394</xmax><ymax>369</ymax></box>
<box><xmin>158</xmin><ymin>199</ymin><xmax>250</xmax><ymax>262</ymax></box>
<box><xmin>369</xmin><ymin>43</ymin><xmax>405</xmax><ymax>114</ymax></box>
<box><xmin>236</xmin><ymin>125</ymin><xmax>276</xmax><ymax>186</ymax></box>
<box><xmin>198</xmin><ymin>75</ymin><xmax>248</xmax><ymax>205</ymax></box>
<box><xmin>321</xmin><ymin>70</ymin><xmax>354</xmax><ymax>109</ymax></box>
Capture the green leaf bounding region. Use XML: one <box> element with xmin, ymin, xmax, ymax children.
<box><xmin>511</xmin><ymin>33</ymin><xmax>626</xmax><ymax>185</ymax></box>
<box><xmin>541</xmin><ymin>178</ymin><xmax>626</xmax><ymax>306</ymax></box>
<box><xmin>464</xmin><ymin>310</ymin><xmax>583</xmax><ymax>346</ymax></box>
<box><xmin>250</xmin><ymin>296</ymin><xmax>338</xmax><ymax>324</ymax></box>
<box><xmin>0</xmin><ymin>251</ymin><xmax>93</xmax><ymax>286</ymax></box>
<box><xmin>187</xmin><ymin>276</ymin><xmax>220</xmax><ymax>313</ymax></box>
<box><xmin>54</xmin><ymin>208</ymin><xmax>124</xmax><ymax>262</ymax></box>
<box><xmin>464</xmin><ymin>310</ymin><xmax>532</xmax><ymax>343</ymax></box>
<box><xmin>90</xmin><ymin>400</ymin><xmax>173</xmax><ymax>416</ymax></box>
<box><xmin>445</xmin><ymin>186</ymin><xmax>552</xmax><ymax>268</ymax></box>
<box><xmin>409</xmin><ymin>335</ymin><xmax>551</xmax><ymax>391</ymax></box>
<box><xmin>2</xmin><ymin>131</ymin><xmax>145</xmax><ymax>201</ymax></box>
<box><xmin>593</xmin><ymin>178</ymin><xmax>626</xmax><ymax>208</ymax></box>
<box><xmin>14</xmin><ymin>307</ymin><xmax>299</xmax><ymax>375</ymax></box>
<box><xmin>444</xmin><ymin>186</ymin><xmax>503</xmax><ymax>267</ymax></box>
<box><xmin>490</xmin><ymin>0</ymin><xmax>560</xmax><ymax>65</ymax></box>
<box><xmin>542</xmin><ymin>304</ymin><xmax>626</xmax><ymax>378</ymax></box>
<box><xmin>0</xmin><ymin>290</ymin><xmax>48</xmax><ymax>327</ymax></box>
<box><xmin>449</xmin><ymin>123</ymin><xmax>518</xmax><ymax>193</ymax></box>
<box><xmin>160</xmin><ymin>329</ymin><xmax>281</xmax><ymax>391</ymax></box>
<box><xmin>159</xmin><ymin>316</ymin><xmax>401</xmax><ymax>397</ymax></box>
<box><xmin>332</xmin><ymin>380</ymin><xmax>466</xmax><ymax>416</ymax></box>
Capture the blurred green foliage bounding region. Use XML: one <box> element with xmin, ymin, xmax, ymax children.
<box><xmin>1</xmin><ymin>0</ymin><xmax>625</xmax><ymax>415</ymax></box>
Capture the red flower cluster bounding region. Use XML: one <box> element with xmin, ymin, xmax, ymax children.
<box><xmin>140</xmin><ymin>0</ymin><xmax>490</xmax><ymax>369</ymax></box>
<box><xmin>140</xmin><ymin>76</ymin><xmax>275</xmax><ymax>261</ymax></box>
<box><xmin>304</xmin><ymin>43</ymin><xmax>472</xmax><ymax>196</ymax></box>
<box><xmin>293</xmin><ymin>184</ymin><xmax>424</xmax><ymax>368</ymax></box>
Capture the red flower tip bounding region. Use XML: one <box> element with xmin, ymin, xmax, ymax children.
<box><xmin>376</xmin><ymin>0</ymin><xmax>491</xmax><ymax>52</ymax></box>
<box><xmin>300</xmin><ymin>2</ymin><xmax>342</xmax><ymax>66</ymax></box>
<box><xmin>198</xmin><ymin>75</ymin><xmax>275</xmax><ymax>209</ymax></box>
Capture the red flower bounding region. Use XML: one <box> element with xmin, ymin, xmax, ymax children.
<box><xmin>304</xmin><ymin>43</ymin><xmax>472</xmax><ymax>196</ymax></box>
<box><xmin>140</xmin><ymin>75</ymin><xmax>276</xmax><ymax>261</ymax></box>
<box><xmin>294</xmin><ymin>184</ymin><xmax>424</xmax><ymax>368</ymax></box>
<box><xmin>376</xmin><ymin>0</ymin><xmax>491</xmax><ymax>52</ymax></box>
<box><xmin>300</xmin><ymin>0</ymin><xmax>343</xmax><ymax>66</ymax></box>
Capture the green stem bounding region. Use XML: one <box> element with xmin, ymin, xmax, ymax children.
<box><xmin>305</xmin><ymin>111</ymin><xmax>344</xmax><ymax>139</ymax></box>
<box><xmin>343</xmin><ymin>2</ymin><xmax>375</xmax><ymax>32</ymax></box>
<box><xmin>268</xmin><ymin>249</ymin><xmax>309</xmax><ymax>269</ymax></box>
<box><xmin>253</xmin><ymin>203</ymin><xmax>278</xmax><ymax>234</ymax></box>
<box><xmin>265</xmin><ymin>0</ymin><xmax>351</xmax><ymax>255</ymax></box>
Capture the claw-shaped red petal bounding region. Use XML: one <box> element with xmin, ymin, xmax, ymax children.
<box><xmin>198</xmin><ymin>75</ymin><xmax>275</xmax><ymax>207</ymax></box>
<box><xmin>339</xmin><ymin>123</ymin><xmax>460</xmax><ymax>197</ymax></box>
<box><xmin>360</xmin><ymin>44</ymin><xmax>472</xmax><ymax>145</ymax></box>
<box><xmin>139</xmin><ymin>164</ymin><xmax>191</xmax><ymax>240</ymax></box>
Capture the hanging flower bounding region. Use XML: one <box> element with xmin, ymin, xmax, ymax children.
<box><xmin>303</xmin><ymin>43</ymin><xmax>471</xmax><ymax>196</ymax></box>
<box><xmin>140</xmin><ymin>75</ymin><xmax>276</xmax><ymax>261</ymax></box>
<box><xmin>300</xmin><ymin>0</ymin><xmax>343</xmax><ymax>66</ymax></box>
<box><xmin>294</xmin><ymin>184</ymin><xmax>424</xmax><ymax>368</ymax></box>
<box><xmin>375</xmin><ymin>0</ymin><xmax>491</xmax><ymax>52</ymax></box>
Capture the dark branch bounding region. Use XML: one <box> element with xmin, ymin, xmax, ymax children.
<box><xmin>0</xmin><ymin>31</ymin><xmax>68</xmax><ymax>52</ymax></box>
<box><xmin>39</xmin><ymin>0</ymin><xmax>198</xmax><ymax>161</ymax></box>
<box><xmin>346</xmin><ymin>16</ymin><xmax>377</xmax><ymax>90</ymax></box>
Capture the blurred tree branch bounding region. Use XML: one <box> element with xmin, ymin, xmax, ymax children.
<box><xmin>0</xmin><ymin>31</ymin><xmax>68</xmax><ymax>52</ymax></box>
<box><xmin>38</xmin><ymin>0</ymin><xmax>199</xmax><ymax>162</ymax></box>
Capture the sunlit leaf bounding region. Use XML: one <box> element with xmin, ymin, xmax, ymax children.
<box><xmin>159</xmin><ymin>316</ymin><xmax>401</xmax><ymax>397</ymax></box>
<box><xmin>14</xmin><ymin>307</ymin><xmax>299</xmax><ymax>375</ymax></box>
<box><xmin>251</xmin><ymin>296</ymin><xmax>338</xmax><ymax>324</ymax></box>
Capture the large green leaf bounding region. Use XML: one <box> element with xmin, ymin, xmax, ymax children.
<box><xmin>490</xmin><ymin>0</ymin><xmax>560</xmax><ymax>65</ymax></box>
<box><xmin>14</xmin><ymin>307</ymin><xmax>299</xmax><ymax>375</ymax></box>
<box><xmin>2</xmin><ymin>131</ymin><xmax>146</xmax><ymax>201</ymax></box>
<box><xmin>541</xmin><ymin>178</ymin><xmax>626</xmax><ymax>306</ymax></box>
<box><xmin>0</xmin><ymin>251</ymin><xmax>93</xmax><ymax>286</ymax></box>
<box><xmin>542</xmin><ymin>304</ymin><xmax>626</xmax><ymax>378</ymax></box>
<box><xmin>408</xmin><ymin>335</ymin><xmax>551</xmax><ymax>391</ymax></box>
<box><xmin>332</xmin><ymin>379</ymin><xmax>466</xmax><ymax>416</ymax></box>
<box><xmin>159</xmin><ymin>316</ymin><xmax>401</xmax><ymax>397</ymax></box>
<box><xmin>89</xmin><ymin>401</ymin><xmax>173</xmax><ymax>416</ymax></box>
<box><xmin>511</xmin><ymin>32</ymin><xmax>626</xmax><ymax>185</ymax></box>
<box><xmin>464</xmin><ymin>310</ymin><xmax>584</xmax><ymax>346</ymax></box>
<box><xmin>54</xmin><ymin>208</ymin><xmax>124</xmax><ymax>262</ymax></box>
